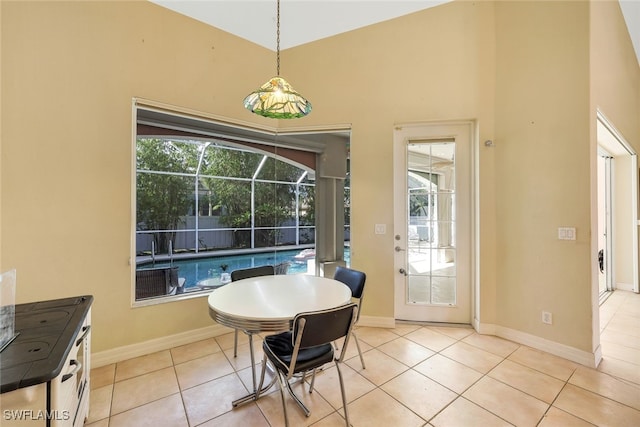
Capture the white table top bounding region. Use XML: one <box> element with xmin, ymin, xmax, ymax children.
<box><xmin>207</xmin><ymin>274</ymin><xmax>351</xmax><ymax>323</ymax></box>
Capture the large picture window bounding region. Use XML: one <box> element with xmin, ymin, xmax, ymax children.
<box><xmin>133</xmin><ymin>104</ymin><xmax>351</xmax><ymax>303</ymax></box>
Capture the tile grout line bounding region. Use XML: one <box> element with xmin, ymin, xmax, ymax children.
<box><xmin>168</xmin><ymin>348</ymin><xmax>193</xmax><ymax>426</ymax></box>
<box><xmin>90</xmin><ymin>302</ymin><xmax>640</xmax><ymax>427</ymax></box>
<box><xmin>355</xmin><ymin>327</ymin><xmax>499</xmax><ymax>426</ymax></box>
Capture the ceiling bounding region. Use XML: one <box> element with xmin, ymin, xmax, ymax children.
<box><xmin>151</xmin><ymin>0</ymin><xmax>640</xmax><ymax>66</ymax></box>
<box><xmin>151</xmin><ymin>1</ymin><xmax>450</xmax><ymax>50</ymax></box>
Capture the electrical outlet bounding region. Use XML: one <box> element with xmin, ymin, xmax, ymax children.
<box><xmin>542</xmin><ymin>311</ymin><xmax>553</xmax><ymax>325</ymax></box>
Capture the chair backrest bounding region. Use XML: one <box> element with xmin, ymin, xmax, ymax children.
<box><xmin>333</xmin><ymin>266</ymin><xmax>366</xmax><ymax>299</ymax></box>
<box><xmin>230</xmin><ymin>265</ymin><xmax>275</xmax><ymax>281</ymax></box>
<box><xmin>168</xmin><ymin>267</ymin><xmax>179</xmax><ymax>287</ymax></box>
<box><xmin>135</xmin><ymin>266</ymin><xmax>179</xmax><ymax>299</ymax></box>
<box><xmin>274</xmin><ymin>261</ymin><xmax>291</xmax><ymax>275</ymax></box>
<box><xmin>292</xmin><ymin>303</ymin><xmax>358</xmax><ymax>352</ymax></box>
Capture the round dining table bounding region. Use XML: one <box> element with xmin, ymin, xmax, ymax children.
<box><xmin>207</xmin><ymin>274</ymin><xmax>352</xmax><ymax>406</ymax></box>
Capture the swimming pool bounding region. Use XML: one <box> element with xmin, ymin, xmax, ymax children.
<box><xmin>139</xmin><ymin>248</ymin><xmax>350</xmax><ymax>290</ymax></box>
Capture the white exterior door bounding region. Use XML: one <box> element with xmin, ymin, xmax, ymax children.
<box><xmin>393</xmin><ymin>122</ymin><xmax>474</xmax><ymax>323</ymax></box>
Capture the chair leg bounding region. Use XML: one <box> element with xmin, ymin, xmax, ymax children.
<box><xmin>233</xmin><ymin>329</ymin><xmax>238</xmax><ymax>357</ymax></box>
<box><xmin>352</xmin><ymin>331</ymin><xmax>366</xmax><ymax>369</ymax></box>
<box><xmin>335</xmin><ymin>360</ymin><xmax>350</xmax><ymax>427</ymax></box>
<box><xmin>255</xmin><ymin>354</ymin><xmax>268</xmax><ymax>400</ymax></box>
<box><xmin>285</xmin><ymin>377</ymin><xmax>311</xmax><ymax>417</ymax></box>
<box><xmin>247</xmin><ymin>332</ymin><xmax>257</xmax><ymax>391</ymax></box>
<box><xmin>274</xmin><ymin>373</ymin><xmax>290</xmax><ymax>427</ymax></box>
<box><xmin>309</xmin><ymin>368</ymin><xmax>317</xmax><ymax>393</ymax></box>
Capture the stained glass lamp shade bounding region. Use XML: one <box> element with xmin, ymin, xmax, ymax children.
<box><xmin>243</xmin><ymin>0</ymin><xmax>311</xmax><ymax>119</ymax></box>
<box><xmin>243</xmin><ymin>76</ymin><xmax>312</xmax><ymax>119</ymax></box>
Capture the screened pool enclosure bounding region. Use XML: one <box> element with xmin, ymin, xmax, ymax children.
<box><xmin>136</xmin><ymin>138</ymin><xmax>350</xmax><ymax>259</ymax></box>
<box><xmin>134</xmin><ymin>103</ymin><xmax>350</xmax><ymax>302</ymax></box>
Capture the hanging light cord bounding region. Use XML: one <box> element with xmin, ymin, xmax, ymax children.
<box><xmin>276</xmin><ymin>0</ymin><xmax>281</xmax><ymax>76</ymax></box>
<box><xmin>242</xmin><ymin>0</ymin><xmax>311</xmax><ymax>118</ymax></box>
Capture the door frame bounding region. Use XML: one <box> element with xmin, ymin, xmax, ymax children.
<box><xmin>596</xmin><ymin>149</ymin><xmax>614</xmax><ymax>299</ymax></box>
<box><xmin>393</xmin><ymin>120</ymin><xmax>478</xmax><ymax>324</ymax></box>
<box><xmin>596</xmin><ymin>111</ymin><xmax>639</xmax><ymax>294</ymax></box>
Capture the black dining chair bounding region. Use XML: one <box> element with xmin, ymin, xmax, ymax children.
<box><xmin>135</xmin><ymin>266</ymin><xmax>180</xmax><ymax>300</ymax></box>
<box><xmin>274</xmin><ymin>261</ymin><xmax>291</xmax><ymax>275</ymax></box>
<box><xmin>229</xmin><ymin>265</ymin><xmax>275</xmax><ymax>357</ymax></box>
<box><xmin>333</xmin><ymin>266</ymin><xmax>367</xmax><ymax>369</ymax></box>
<box><xmin>256</xmin><ymin>303</ymin><xmax>358</xmax><ymax>427</ymax></box>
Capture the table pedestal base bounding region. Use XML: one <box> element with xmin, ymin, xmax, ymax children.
<box><xmin>232</xmin><ymin>330</ymin><xmax>277</xmax><ymax>407</ymax></box>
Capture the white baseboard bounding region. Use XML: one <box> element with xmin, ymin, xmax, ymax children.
<box><xmin>92</xmin><ymin>317</ymin><xmax>601</xmax><ymax>370</ymax></box>
<box><xmin>616</xmin><ymin>282</ymin><xmax>633</xmax><ymax>291</ymax></box>
<box><xmin>477</xmin><ymin>322</ymin><xmax>600</xmax><ymax>368</ymax></box>
<box><xmin>91</xmin><ymin>324</ymin><xmax>231</xmax><ymax>368</ymax></box>
<box><xmin>358</xmin><ymin>315</ymin><xmax>395</xmax><ymax>328</ymax></box>
<box><xmin>92</xmin><ymin>317</ymin><xmax>395</xmax><ymax>368</ymax></box>
<box><xmin>472</xmin><ymin>317</ymin><xmax>481</xmax><ymax>332</ymax></box>
<box><xmin>369</xmin><ymin>318</ymin><xmax>601</xmax><ymax>368</ymax></box>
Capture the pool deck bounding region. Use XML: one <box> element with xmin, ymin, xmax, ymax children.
<box><xmin>136</xmin><ymin>244</ymin><xmax>315</xmax><ymax>266</ymax></box>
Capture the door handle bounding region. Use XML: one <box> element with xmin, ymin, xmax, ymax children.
<box><xmin>76</xmin><ymin>325</ymin><xmax>91</xmax><ymax>346</ymax></box>
<box><xmin>395</xmin><ymin>246</ymin><xmax>405</xmax><ymax>252</ymax></box>
<box><xmin>62</xmin><ymin>360</ymin><xmax>82</xmax><ymax>382</ymax></box>
<box><xmin>399</xmin><ymin>268</ymin><xmax>407</xmax><ymax>276</ymax></box>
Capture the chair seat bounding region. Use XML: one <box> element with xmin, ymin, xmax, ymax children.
<box><xmin>265</xmin><ymin>332</ymin><xmax>334</xmax><ymax>373</ymax></box>
<box><xmin>257</xmin><ymin>303</ymin><xmax>358</xmax><ymax>427</ymax></box>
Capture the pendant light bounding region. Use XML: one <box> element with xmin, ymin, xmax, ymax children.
<box><xmin>243</xmin><ymin>0</ymin><xmax>312</xmax><ymax>119</ymax></box>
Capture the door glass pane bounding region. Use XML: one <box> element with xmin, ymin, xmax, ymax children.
<box><xmin>406</xmin><ymin>142</ymin><xmax>456</xmax><ymax>306</ymax></box>
<box><xmin>432</xmin><ymin>276</ymin><xmax>456</xmax><ymax>304</ymax></box>
<box><xmin>408</xmin><ymin>275</ymin><xmax>430</xmax><ymax>303</ymax></box>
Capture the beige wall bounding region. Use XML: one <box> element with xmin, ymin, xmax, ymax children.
<box><xmin>2</xmin><ymin>1</ymin><xmax>639</xmax><ymax>357</ymax></box>
<box><xmin>283</xmin><ymin>2</ymin><xmax>495</xmax><ymax>328</ymax></box>
<box><xmin>494</xmin><ymin>1</ymin><xmax>592</xmax><ymax>350</ymax></box>
<box><xmin>279</xmin><ymin>1</ymin><xmax>494</xmax><ymax>322</ymax></box>
<box><xmin>0</xmin><ymin>0</ymin><xmax>276</xmax><ymax>352</ymax></box>
<box><xmin>285</xmin><ymin>0</ymin><xmax>599</xmax><ymax>352</ymax></box>
<box><xmin>591</xmin><ymin>1</ymin><xmax>640</xmax><ymax>150</ymax></box>
<box><xmin>0</xmin><ymin>0</ymin><xmax>3</xmax><ymax>266</ymax></box>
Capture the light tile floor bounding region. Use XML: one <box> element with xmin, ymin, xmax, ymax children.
<box><xmin>86</xmin><ymin>290</ymin><xmax>640</xmax><ymax>426</ymax></box>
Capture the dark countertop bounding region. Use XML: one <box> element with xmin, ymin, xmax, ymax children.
<box><xmin>0</xmin><ymin>295</ymin><xmax>93</xmax><ymax>394</ymax></box>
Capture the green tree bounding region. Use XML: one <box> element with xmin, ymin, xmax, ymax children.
<box><xmin>137</xmin><ymin>139</ymin><xmax>316</xmax><ymax>252</ymax></box>
<box><xmin>201</xmin><ymin>146</ymin><xmax>306</xmax><ymax>248</ymax></box>
<box><xmin>200</xmin><ymin>146</ymin><xmax>256</xmax><ymax>247</ymax></box>
<box><xmin>299</xmin><ymin>184</ymin><xmax>315</xmax><ymax>226</ymax></box>
<box><xmin>136</xmin><ymin>139</ymin><xmax>198</xmax><ymax>253</ymax></box>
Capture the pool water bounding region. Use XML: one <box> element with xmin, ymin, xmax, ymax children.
<box><xmin>141</xmin><ymin>248</ymin><xmax>350</xmax><ymax>290</ymax></box>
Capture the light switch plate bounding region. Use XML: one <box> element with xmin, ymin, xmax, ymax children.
<box><xmin>375</xmin><ymin>224</ymin><xmax>386</xmax><ymax>235</ymax></box>
<box><xmin>558</xmin><ymin>227</ymin><xmax>576</xmax><ymax>240</ymax></box>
